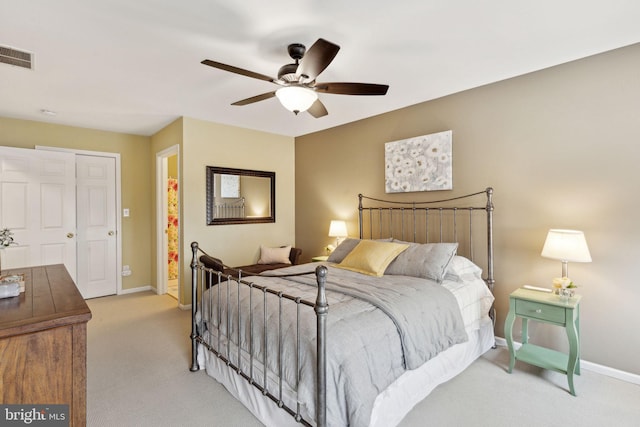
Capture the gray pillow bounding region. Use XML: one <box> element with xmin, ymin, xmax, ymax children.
<box><xmin>385</xmin><ymin>241</ymin><xmax>458</xmax><ymax>283</ymax></box>
<box><xmin>326</xmin><ymin>238</ymin><xmax>361</xmax><ymax>263</ymax></box>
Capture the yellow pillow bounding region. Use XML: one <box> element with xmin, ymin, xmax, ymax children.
<box><xmin>336</xmin><ymin>240</ymin><xmax>409</xmax><ymax>276</ymax></box>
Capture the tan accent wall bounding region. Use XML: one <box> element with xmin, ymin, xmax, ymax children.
<box><xmin>0</xmin><ymin>117</ymin><xmax>152</xmax><ymax>291</ymax></box>
<box><xmin>295</xmin><ymin>43</ymin><xmax>640</xmax><ymax>374</ymax></box>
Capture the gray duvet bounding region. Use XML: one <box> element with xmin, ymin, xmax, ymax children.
<box><xmin>200</xmin><ymin>263</ymin><xmax>467</xmax><ymax>427</ymax></box>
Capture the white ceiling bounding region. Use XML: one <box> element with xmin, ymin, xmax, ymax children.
<box><xmin>2</xmin><ymin>1</ymin><xmax>639</xmax><ymax>138</ymax></box>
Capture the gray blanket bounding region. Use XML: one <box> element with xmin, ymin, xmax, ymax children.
<box><xmin>200</xmin><ymin>263</ymin><xmax>467</xmax><ymax>426</ymax></box>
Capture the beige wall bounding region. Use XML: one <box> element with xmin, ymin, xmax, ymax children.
<box><xmin>150</xmin><ymin>118</ymin><xmax>184</xmax><ymax>296</ymax></box>
<box><xmin>295</xmin><ymin>43</ymin><xmax>640</xmax><ymax>375</ymax></box>
<box><xmin>0</xmin><ymin>117</ymin><xmax>152</xmax><ymax>291</ymax></box>
<box><xmin>168</xmin><ymin>154</ymin><xmax>178</xmax><ymax>178</ymax></box>
<box><xmin>180</xmin><ymin>117</ymin><xmax>295</xmax><ymax>304</ymax></box>
<box><xmin>0</xmin><ymin>116</ymin><xmax>295</xmax><ymax>307</ymax></box>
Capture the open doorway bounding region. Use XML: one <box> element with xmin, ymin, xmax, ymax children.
<box><xmin>156</xmin><ymin>145</ymin><xmax>180</xmax><ymax>302</ymax></box>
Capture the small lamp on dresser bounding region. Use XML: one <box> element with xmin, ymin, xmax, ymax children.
<box><xmin>328</xmin><ymin>220</ymin><xmax>348</xmax><ymax>248</ymax></box>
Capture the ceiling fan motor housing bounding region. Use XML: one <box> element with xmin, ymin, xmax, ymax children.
<box><xmin>278</xmin><ymin>43</ymin><xmax>306</xmax><ymax>82</ymax></box>
<box><xmin>287</xmin><ymin>43</ymin><xmax>306</xmax><ymax>60</ymax></box>
<box><xmin>277</xmin><ymin>63</ymin><xmax>299</xmax><ymax>82</ymax></box>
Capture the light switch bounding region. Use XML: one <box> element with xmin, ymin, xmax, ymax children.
<box><xmin>123</xmin><ymin>208</ymin><xmax>130</xmax><ymax>217</ymax></box>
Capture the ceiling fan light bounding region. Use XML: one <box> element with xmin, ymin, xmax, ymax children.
<box><xmin>275</xmin><ymin>86</ymin><xmax>317</xmax><ymax>114</ymax></box>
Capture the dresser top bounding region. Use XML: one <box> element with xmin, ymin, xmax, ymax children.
<box><xmin>0</xmin><ymin>264</ymin><xmax>92</xmax><ymax>338</ymax></box>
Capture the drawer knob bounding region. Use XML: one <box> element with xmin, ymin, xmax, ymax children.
<box><xmin>535</xmin><ymin>309</ymin><xmax>542</xmax><ymax>313</ymax></box>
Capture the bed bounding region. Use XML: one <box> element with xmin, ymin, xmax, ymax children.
<box><xmin>190</xmin><ymin>188</ymin><xmax>495</xmax><ymax>427</ymax></box>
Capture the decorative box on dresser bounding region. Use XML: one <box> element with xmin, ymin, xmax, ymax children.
<box><xmin>0</xmin><ymin>264</ymin><xmax>92</xmax><ymax>426</ymax></box>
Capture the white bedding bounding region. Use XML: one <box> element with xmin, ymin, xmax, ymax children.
<box><xmin>441</xmin><ymin>275</ymin><xmax>494</xmax><ymax>331</ymax></box>
<box><xmin>197</xmin><ymin>262</ymin><xmax>495</xmax><ymax>427</ymax></box>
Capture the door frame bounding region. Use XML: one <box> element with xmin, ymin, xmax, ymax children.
<box><xmin>155</xmin><ymin>145</ymin><xmax>180</xmax><ymax>298</ymax></box>
<box><xmin>36</xmin><ymin>146</ymin><xmax>123</xmax><ymax>295</ymax></box>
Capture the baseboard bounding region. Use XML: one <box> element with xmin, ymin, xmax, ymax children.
<box><xmin>119</xmin><ymin>285</ymin><xmax>152</xmax><ymax>295</ymax></box>
<box><xmin>118</xmin><ymin>285</ymin><xmax>191</xmax><ymax>311</ymax></box>
<box><xmin>494</xmin><ymin>337</ymin><xmax>640</xmax><ymax>385</ymax></box>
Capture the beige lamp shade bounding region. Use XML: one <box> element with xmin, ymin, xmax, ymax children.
<box><xmin>541</xmin><ymin>229</ymin><xmax>591</xmax><ymax>278</ymax></box>
<box><xmin>328</xmin><ymin>220</ymin><xmax>348</xmax><ymax>238</ymax></box>
<box><xmin>541</xmin><ymin>229</ymin><xmax>592</xmax><ymax>262</ymax></box>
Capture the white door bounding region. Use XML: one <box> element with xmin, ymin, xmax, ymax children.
<box><xmin>0</xmin><ymin>146</ymin><xmax>77</xmax><ymax>278</ymax></box>
<box><xmin>76</xmin><ymin>155</ymin><xmax>118</xmax><ymax>298</ymax></box>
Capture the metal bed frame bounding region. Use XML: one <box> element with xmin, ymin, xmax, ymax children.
<box><xmin>190</xmin><ymin>187</ymin><xmax>494</xmax><ymax>427</ymax></box>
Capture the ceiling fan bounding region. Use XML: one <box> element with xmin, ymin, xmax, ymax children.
<box><xmin>201</xmin><ymin>38</ymin><xmax>389</xmax><ymax>118</ymax></box>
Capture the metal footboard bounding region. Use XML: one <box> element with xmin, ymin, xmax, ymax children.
<box><xmin>190</xmin><ymin>242</ymin><xmax>328</xmax><ymax>427</ymax></box>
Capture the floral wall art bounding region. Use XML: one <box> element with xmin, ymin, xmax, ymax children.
<box><xmin>384</xmin><ymin>130</ymin><xmax>453</xmax><ymax>193</ymax></box>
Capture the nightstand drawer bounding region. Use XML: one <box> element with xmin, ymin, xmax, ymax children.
<box><xmin>515</xmin><ymin>299</ymin><xmax>565</xmax><ymax>324</ymax></box>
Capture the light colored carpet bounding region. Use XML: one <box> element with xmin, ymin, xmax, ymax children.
<box><xmin>87</xmin><ymin>291</ymin><xmax>640</xmax><ymax>426</ymax></box>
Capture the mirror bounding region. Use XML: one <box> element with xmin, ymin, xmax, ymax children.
<box><xmin>206</xmin><ymin>166</ymin><xmax>275</xmax><ymax>225</ymax></box>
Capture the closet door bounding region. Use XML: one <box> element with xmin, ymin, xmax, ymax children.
<box><xmin>0</xmin><ymin>146</ymin><xmax>77</xmax><ymax>279</ymax></box>
<box><xmin>75</xmin><ymin>155</ymin><xmax>117</xmax><ymax>298</ymax></box>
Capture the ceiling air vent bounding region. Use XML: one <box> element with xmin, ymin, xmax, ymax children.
<box><xmin>0</xmin><ymin>45</ymin><xmax>33</xmax><ymax>69</ymax></box>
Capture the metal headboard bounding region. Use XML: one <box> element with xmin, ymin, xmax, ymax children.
<box><xmin>358</xmin><ymin>187</ymin><xmax>494</xmax><ymax>294</ymax></box>
<box><xmin>214</xmin><ymin>197</ymin><xmax>245</xmax><ymax>219</ymax></box>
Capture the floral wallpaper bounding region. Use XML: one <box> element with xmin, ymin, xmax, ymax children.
<box><xmin>167</xmin><ymin>177</ymin><xmax>179</xmax><ymax>280</ymax></box>
<box><xmin>384</xmin><ymin>130</ymin><xmax>453</xmax><ymax>193</ymax></box>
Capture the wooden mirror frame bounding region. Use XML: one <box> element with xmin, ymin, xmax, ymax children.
<box><xmin>206</xmin><ymin>166</ymin><xmax>276</xmax><ymax>225</ymax></box>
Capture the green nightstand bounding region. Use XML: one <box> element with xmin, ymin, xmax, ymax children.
<box><xmin>505</xmin><ymin>288</ymin><xmax>581</xmax><ymax>396</ymax></box>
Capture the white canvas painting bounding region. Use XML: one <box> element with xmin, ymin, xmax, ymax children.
<box><xmin>385</xmin><ymin>130</ymin><xmax>452</xmax><ymax>193</ymax></box>
<box><xmin>220</xmin><ymin>174</ymin><xmax>240</xmax><ymax>198</ymax></box>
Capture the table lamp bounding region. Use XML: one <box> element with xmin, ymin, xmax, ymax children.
<box><xmin>541</xmin><ymin>229</ymin><xmax>592</xmax><ymax>278</ymax></box>
<box><xmin>328</xmin><ymin>220</ymin><xmax>348</xmax><ymax>248</ymax></box>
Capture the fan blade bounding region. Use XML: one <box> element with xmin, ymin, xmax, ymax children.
<box><xmin>202</xmin><ymin>59</ymin><xmax>277</xmax><ymax>84</ymax></box>
<box><xmin>314</xmin><ymin>82</ymin><xmax>389</xmax><ymax>95</ymax></box>
<box><xmin>296</xmin><ymin>39</ymin><xmax>340</xmax><ymax>82</ymax></box>
<box><xmin>307</xmin><ymin>99</ymin><xmax>328</xmax><ymax>118</ymax></box>
<box><xmin>231</xmin><ymin>91</ymin><xmax>277</xmax><ymax>106</ymax></box>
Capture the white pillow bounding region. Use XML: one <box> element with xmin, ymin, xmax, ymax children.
<box><xmin>444</xmin><ymin>256</ymin><xmax>483</xmax><ymax>282</ymax></box>
<box><xmin>257</xmin><ymin>245</ymin><xmax>292</xmax><ymax>265</ymax></box>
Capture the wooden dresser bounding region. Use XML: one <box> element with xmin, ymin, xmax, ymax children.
<box><xmin>0</xmin><ymin>264</ymin><xmax>92</xmax><ymax>426</ymax></box>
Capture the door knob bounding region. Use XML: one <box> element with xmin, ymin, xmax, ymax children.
<box><xmin>67</xmin><ymin>232</ymin><xmax>74</xmax><ymax>238</ymax></box>
<box><xmin>108</xmin><ymin>231</ymin><xmax>115</xmax><ymax>236</ymax></box>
